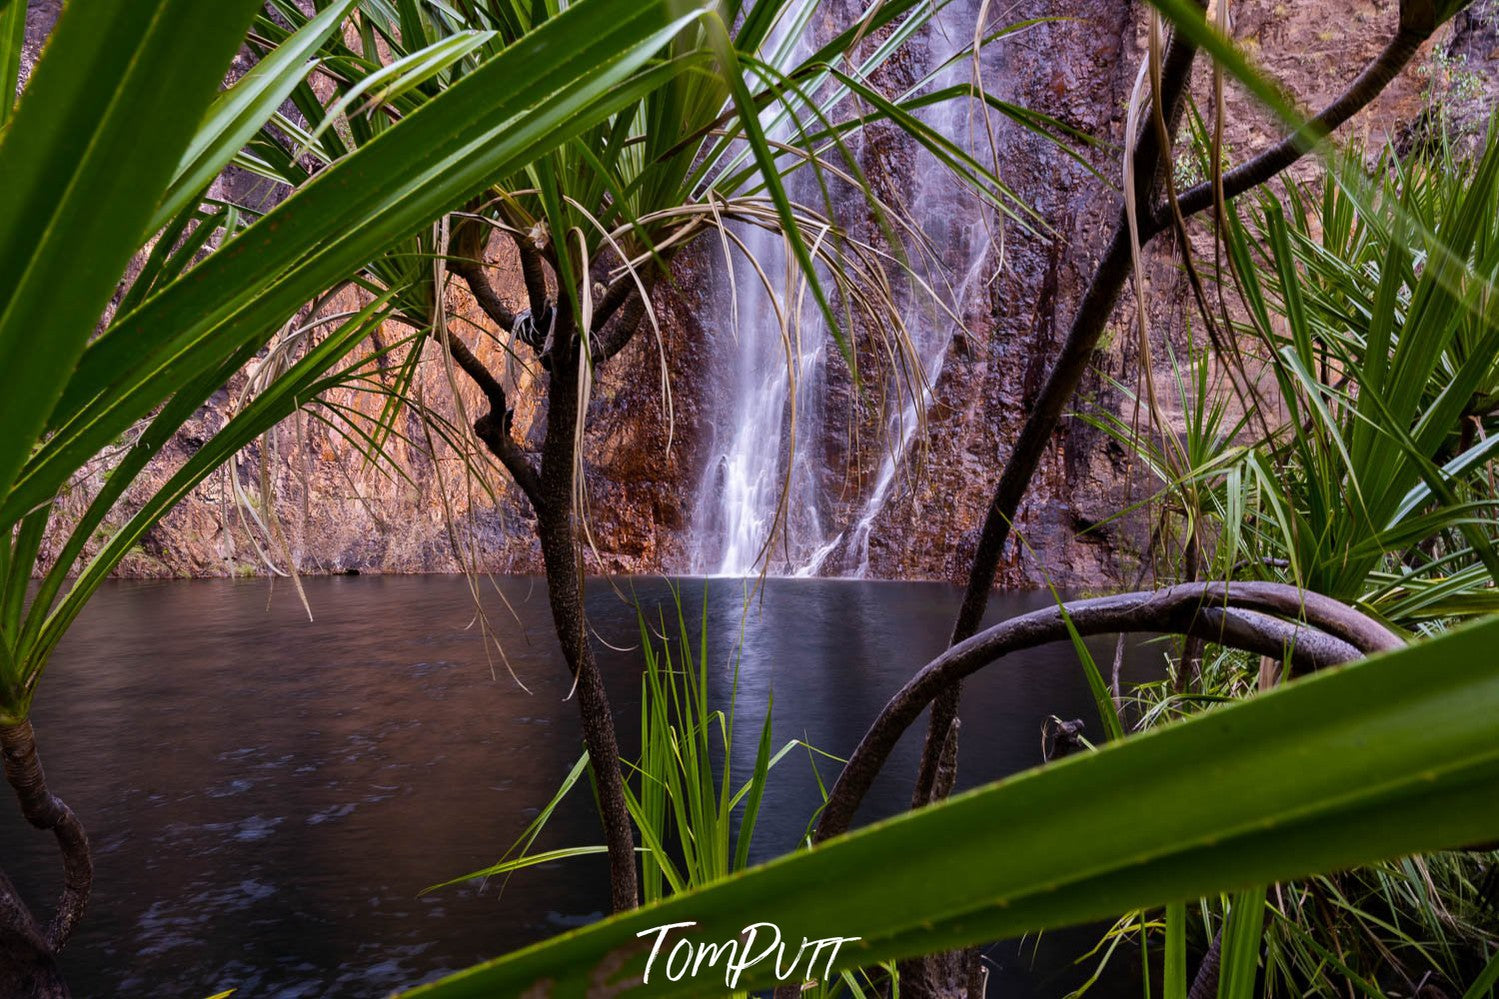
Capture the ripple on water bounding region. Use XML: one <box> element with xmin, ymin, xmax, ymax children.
<box><xmin>217</xmin><ymin>815</ymin><xmax>284</xmax><ymax>842</ymax></box>
<box><xmin>305</xmin><ymin>802</ymin><xmax>356</xmax><ymax>825</ymax></box>
<box><xmin>135</xmin><ymin>879</ymin><xmax>279</xmax><ymax>956</ymax></box>
<box><xmin>546</xmin><ymin>909</ymin><xmax>602</xmax><ymax>929</ymax></box>
<box><xmin>206</xmin><ymin>778</ymin><xmax>255</xmax><ymax>798</ymax></box>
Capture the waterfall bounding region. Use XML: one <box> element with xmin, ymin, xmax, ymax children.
<box><xmin>806</xmin><ymin>13</ymin><xmax>996</xmax><ymax>576</ymax></box>
<box><xmin>689</xmin><ymin>1</ymin><xmax>994</xmax><ymax>578</ymax></box>
<box><xmin>689</xmin><ymin>228</ymin><xmax>832</xmax><ymax>575</ymax></box>
<box><xmin>687</xmin><ymin>6</ymin><xmax>830</xmax><ymax>577</ymax></box>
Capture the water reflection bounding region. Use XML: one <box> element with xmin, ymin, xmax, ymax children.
<box><xmin>0</xmin><ymin>576</ymin><xmax>1149</xmax><ymax>996</ymax></box>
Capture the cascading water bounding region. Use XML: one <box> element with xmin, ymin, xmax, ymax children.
<box><xmin>807</xmin><ymin>8</ymin><xmax>997</xmax><ymax>577</ymax></box>
<box><xmin>692</xmin><ymin>271</ymin><xmax>832</xmax><ymax>575</ymax></box>
<box><xmin>687</xmin><ymin>6</ymin><xmax>830</xmax><ymax>577</ymax></box>
<box><xmin>689</xmin><ymin>0</ymin><xmax>996</xmax><ymax>578</ymax></box>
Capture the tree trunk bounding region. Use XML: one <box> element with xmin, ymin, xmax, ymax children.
<box><xmin>447</xmin><ymin>235</ymin><xmax>640</xmax><ymax>911</ymax></box>
<box><xmin>535</xmin><ymin>337</ymin><xmax>640</xmax><ymax>913</ymax></box>
<box><xmin>535</xmin><ymin>505</ymin><xmax>640</xmax><ymax>912</ymax></box>
<box><xmin>0</xmin><ymin>928</ymin><xmax>68</xmax><ymax>999</ymax></box>
<box><xmin>1187</xmin><ymin>931</ymin><xmax>1221</xmax><ymax>999</ymax></box>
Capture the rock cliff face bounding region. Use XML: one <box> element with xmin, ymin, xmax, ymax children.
<box><xmin>22</xmin><ymin>0</ymin><xmax>1499</xmax><ymax>586</ymax></box>
<box><xmin>846</xmin><ymin>0</ymin><xmax>1499</xmax><ymax>587</ymax></box>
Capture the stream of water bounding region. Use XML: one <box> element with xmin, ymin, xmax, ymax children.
<box><xmin>0</xmin><ymin>576</ymin><xmax>1147</xmax><ymax>997</ymax></box>
<box><xmin>689</xmin><ymin>0</ymin><xmax>996</xmax><ymax>578</ymax></box>
<box><xmin>688</xmin><ymin>3</ymin><xmax>832</xmax><ymax>577</ymax></box>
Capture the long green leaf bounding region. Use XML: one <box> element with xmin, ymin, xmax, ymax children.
<box><xmin>0</xmin><ymin>0</ymin><xmax>23</xmax><ymax>127</ymax></box>
<box><xmin>1164</xmin><ymin>901</ymin><xmax>1187</xmax><ymax>999</ymax></box>
<box><xmin>149</xmin><ymin>0</ymin><xmax>363</xmax><ymax>234</ymax></box>
<box><xmin>1060</xmin><ymin>600</ymin><xmax>1125</xmax><ymax>743</ymax></box>
<box><xmin>5</xmin><ymin>0</ymin><xmax>711</xmax><ymax>524</ymax></box>
<box><xmin>0</xmin><ymin>0</ymin><xmax>263</xmax><ymax>504</ymax></box>
<box><xmin>296</xmin><ymin>29</ymin><xmax>496</xmax><ymax>158</ymax></box>
<box><xmin>27</xmin><ymin>294</ymin><xmax>394</xmax><ymax>676</ymax></box>
<box><xmin>1219</xmin><ymin>886</ymin><xmax>1268</xmax><ymax>999</ymax></box>
<box><xmin>1464</xmin><ymin>948</ymin><xmax>1499</xmax><ymax>999</ymax></box>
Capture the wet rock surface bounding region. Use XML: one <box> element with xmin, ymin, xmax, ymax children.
<box><xmin>21</xmin><ymin>0</ymin><xmax>1499</xmax><ymax>587</ymax></box>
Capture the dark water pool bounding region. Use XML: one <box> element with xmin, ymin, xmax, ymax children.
<box><xmin>1</xmin><ymin>576</ymin><xmax>1153</xmax><ymax>996</ymax></box>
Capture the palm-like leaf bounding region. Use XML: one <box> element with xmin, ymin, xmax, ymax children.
<box><xmin>1</xmin><ymin>0</ymin><xmax>718</xmax><ymax>718</ymax></box>
<box><xmin>1221</xmin><ymin>133</ymin><xmax>1499</xmax><ymax>621</ymax></box>
<box><xmin>268</xmin><ymin>0</ymin><xmax>1060</xmax><ymax>400</ymax></box>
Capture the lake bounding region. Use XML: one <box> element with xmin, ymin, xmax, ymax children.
<box><xmin>0</xmin><ymin>576</ymin><xmax>1151</xmax><ymax>996</ymax></box>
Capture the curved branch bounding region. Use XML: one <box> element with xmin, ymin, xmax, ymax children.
<box><xmin>0</xmin><ymin>721</ymin><xmax>90</xmax><ymax>954</ymax></box>
<box><xmin>450</xmin><ymin>260</ymin><xmax>517</xmax><ymax>333</ymax></box>
<box><xmin>443</xmin><ymin>335</ymin><xmax>544</xmax><ymax>511</ymax></box>
<box><xmin>591</xmin><ymin>275</ymin><xmax>640</xmax><ymax>336</ymax></box>
<box><xmin>1194</xmin><ymin>607</ymin><xmax>1361</xmax><ymax>668</ymax></box>
<box><xmin>441</xmin><ymin>227</ymin><xmax>548</xmax><ymax>508</ymax></box>
<box><xmin>590</xmin><ymin>292</ymin><xmax>644</xmax><ymax>365</ymax></box>
<box><xmin>930</xmin><ymin>4</ymin><xmax>1450</xmax><ymax>820</ymax></box>
<box><xmin>816</xmin><ymin>583</ymin><xmax>1398</xmax><ymax>843</ymax></box>
<box><xmin>589</xmin><ymin>280</ymin><xmax>653</xmax><ymax>366</ymax></box>
<box><xmin>968</xmin><ymin>4</ymin><xmax>1454</xmax><ymax>600</ymax></box>
<box><xmin>515</xmin><ymin>233</ymin><xmax>550</xmax><ymax>321</ymax></box>
<box><xmin>911</xmin><ymin>7</ymin><xmax>1210</xmax><ymax>815</ymax></box>
<box><xmin>447</xmin><ymin>209</ymin><xmax>517</xmax><ymax>332</ymax></box>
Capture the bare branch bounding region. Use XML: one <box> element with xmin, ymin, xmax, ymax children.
<box><xmin>515</xmin><ymin>232</ymin><xmax>550</xmax><ymax>320</ymax></box>
<box><xmin>591</xmin><ymin>273</ymin><xmax>642</xmax><ymax>336</ymax></box>
<box><xmin>1151</xmin><ymin>19</ymin><xmax>1436</xmax><ymax>233</ymax></box>
<box><xmin>589</xmin><ymin>270</ymin><xmax>659</xmax><ymax>365</ymax></box>
<box><xmin>818</xmin><ymin>583</ymin><xmax>1398</xmax><ymax>843</ymax></box>
<box><xmin>431</xmin><ymin>222</ymin><xmax>545</xmax><ymax>508</ymax></box>
<box><xmin>442</xmin><ymin>334</ymin><xmax>544</xmax><ymax>510</ymax></box>
<box><xmin>590</xmin><ymin>291</ymin><xmax>644</xmax><ymax>365</ymax></box>
<box><xmin>450</xmin><ymin>260</ymin><xmax>517</xmax><ymax>333</ymax></box>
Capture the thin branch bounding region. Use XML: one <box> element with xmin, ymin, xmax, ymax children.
<box><xmin>442</xmin><ymin>333</ymin><xmax>544</xmax><ymax>510</ymax></box>
<box><xmin>590</xmin><ymin>290</ymin><xmax>645</xmax><ymax>365</ymax></box>
<box><xmin>450</xmin><ymin>259</ymin><xmax>517</xmax><ymax>332</ymax></box>
<box><xmin>591</xmin><ymin>271</ymin><xmax>644</xmax><ymax>336</ymax></box>
<box><xmin>589</xmin><ymin>268</ymin><xmax>661</xmax><ymax>366</ymax></box>
<box><xmin>515</xmin><ymin>232</ymin><xmax>550</xmax><ymax>320</ymax></box>
<box><xmin>420</xmin><ymin>230</ymin><xmax>545</xmax><ymax>509</ymax></box>
<box><xmin>1151</xmin><ymin>19</ymin><xmax>1436</xmax><ymax>233</ymax></box>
